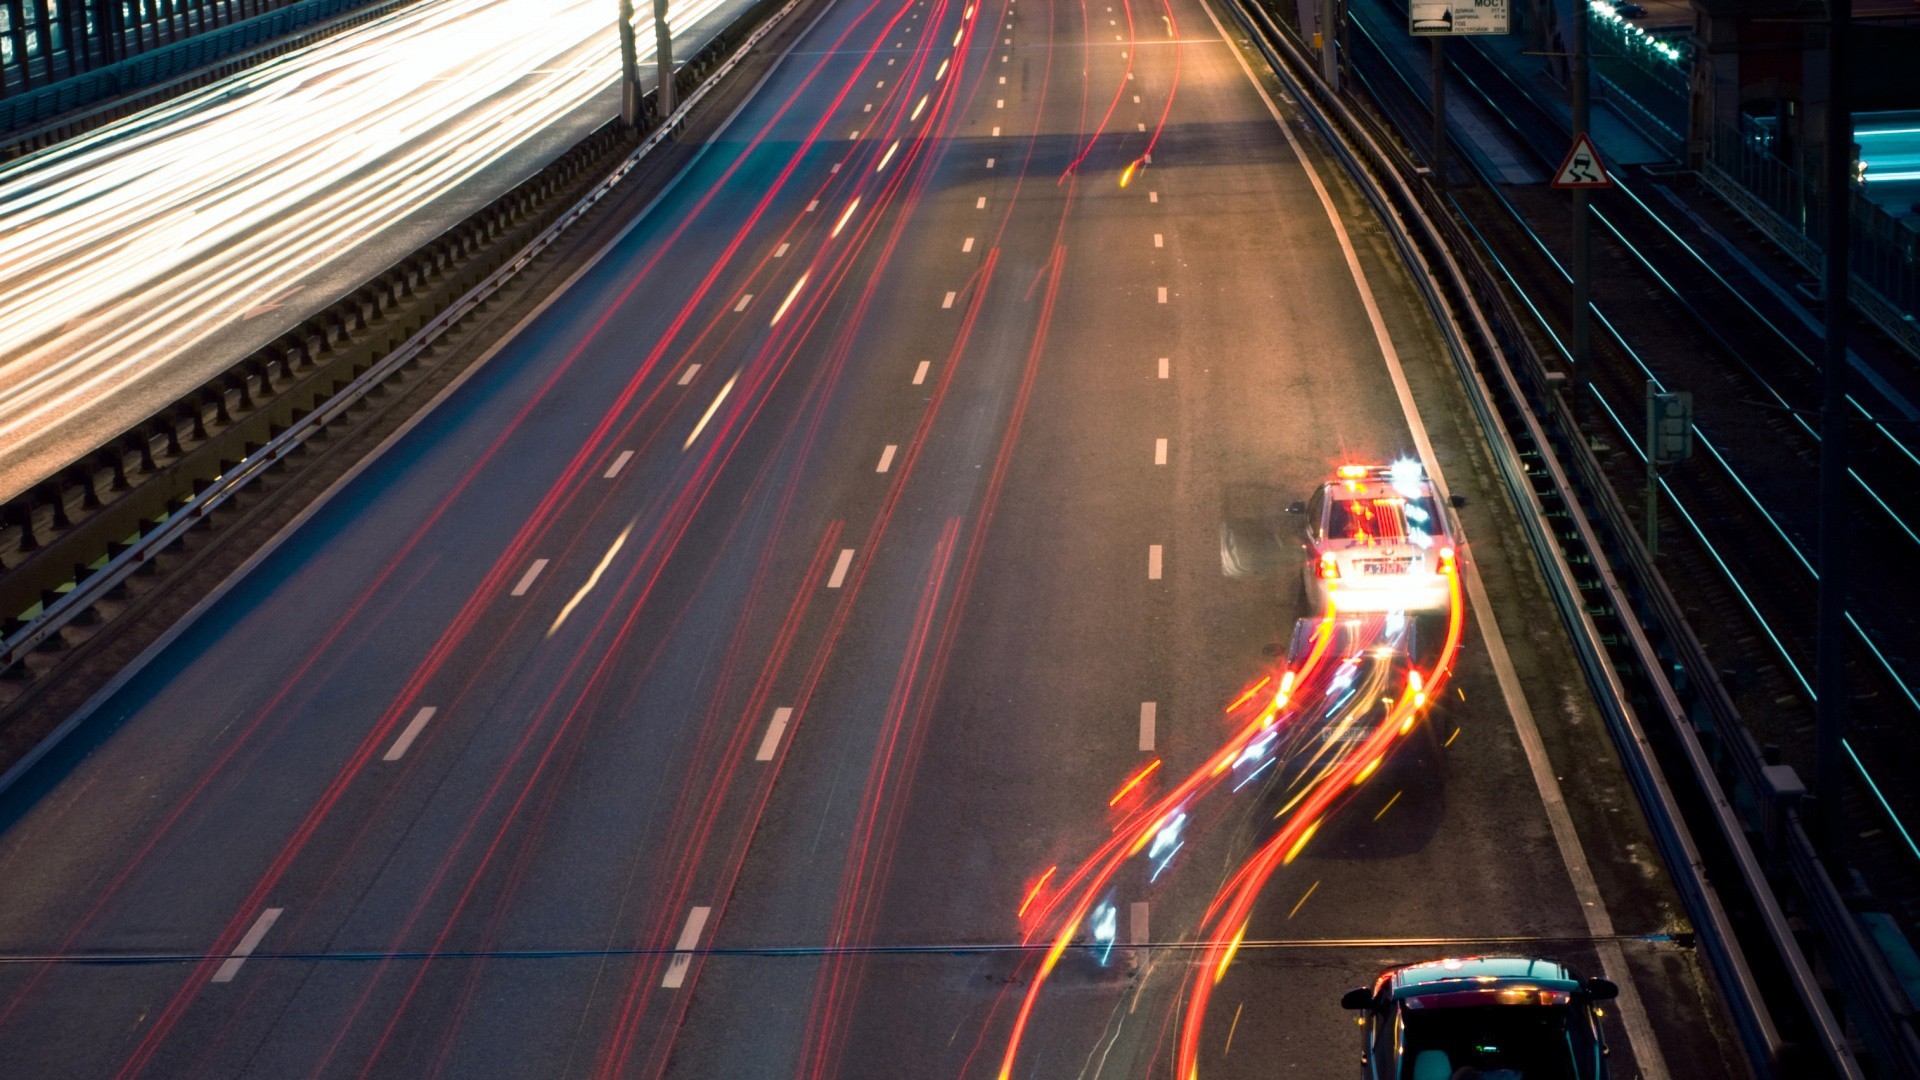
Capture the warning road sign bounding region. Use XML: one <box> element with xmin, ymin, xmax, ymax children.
<box><xmin>1551</xmin><ymin>133</ymin><xmax>1611</xmax><ymax>189</ymax></box>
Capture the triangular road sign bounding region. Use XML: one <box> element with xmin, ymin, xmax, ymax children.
<box><xmin>1551</xmin><ymin>133</ymin><xmax>1612</xmax><ymax>189</ymax></box>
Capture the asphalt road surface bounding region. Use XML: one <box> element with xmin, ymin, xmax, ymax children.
<box><xmin>0</xmin><ymin>0</ymin><xmax>1743</xmax><ymax>1074</ymax></box>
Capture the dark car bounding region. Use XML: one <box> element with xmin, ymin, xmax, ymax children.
<box><xmin>1611</xmin><ymin>1</ymin><xmax>1647</xmax><ymax>16</ymax></box>
<box><xmin>1340</xmin><ymin>956</ymin><xmax>1618</xmax><ymax>1079</ymax></box>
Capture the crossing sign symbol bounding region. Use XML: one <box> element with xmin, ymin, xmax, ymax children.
<box><xmin>1551</xmin><ymin>133</ymin><xmax>1612</xmax><ymax>189</ymax></box>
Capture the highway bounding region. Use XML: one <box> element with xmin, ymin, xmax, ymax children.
<box><xmin>0</xmin><ymin>0</ymin><xmax>1741</xmax><ymax>1073</ymax></box>
<box><xmin>0</xmin><ymin>0</ymin><xmax>750</xmax><ymax>505</ymax></box>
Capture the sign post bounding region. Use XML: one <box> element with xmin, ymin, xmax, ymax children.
<box><xmin>1644</xmin><ymin>384</ymin><xmax>1693</xmax><ymax>557</ymax></box>
<box><xmin>1409</xmin><ymin>0</ymin><xmax>1508</xmax><ymax>183</ymax></box>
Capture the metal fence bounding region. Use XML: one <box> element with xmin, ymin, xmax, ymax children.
<box><xmin>1708</xmin><ymin>119</ymin><xmax>1920</xmax><ymax>321</ymax></box>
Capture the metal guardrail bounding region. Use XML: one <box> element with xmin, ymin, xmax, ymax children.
<box><xmin>1215</xmin><ymin>1</ymin><xmax>1878</xmax><ymax>1076</ymax></box>
<box><xmin>0</xmin><ymin>0</ymin><xmax>807</xmax><ymax>679</ymax></box>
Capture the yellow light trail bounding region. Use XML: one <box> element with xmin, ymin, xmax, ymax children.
<box><xmin>547</xmin><ymin>521</ymin><xmax>634</xmax><ymax>637</ymax></box>
<box><xmin>831</xmin><ymin>197</ymin><xmax>861</xmax><ymax>237</ymax></box>
<box><xmin>683</xmin><ymin>373</ymin><xmax>739</xmax><ymax>449</ymax></box>
<box><xmin>770</xmin><ymin>273</ymin><xmax>809</xmax><ymax>325</ymax></box>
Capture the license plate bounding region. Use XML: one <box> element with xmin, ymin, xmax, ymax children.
<box><xmin>1359</xmin><ymin>560</ymin><xmax>1408</xmax><ymax>575</ymax></box>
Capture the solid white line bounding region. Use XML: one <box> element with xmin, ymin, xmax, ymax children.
<box><xmin>677</xmin><ymin>363</ymin><xmax>701</xmax><ymax>386</ymax></box>
<box><xmin>963</xmin><ymin>237</ymin><xmax>975</xmax><ymax>252</ymax></box>
<box><xmin>1156</xmin><ymin>286</ymin><xmax>1167</xmax><ymax>304</ymax></box>
<box><xmin>212</xmin><ymin>908</ymin><xmax>284</xmax><ymax>983</ymax></box>
<box><xmin>1147</xmin><ymin>544</ymin><xmax>1162</xmax><ymax>580</ymax></box>
<box><xmin>511</xmin><ymin>559</ymin><xmax>548</xmax><ymax>596</ymax></box>
<box><xmin>876</xmin><ymin>444</ymin><xmax>898</xmax><ymax>472</ymax></box>
<box><xmin>827</xmin><ymin>548</ymin><xmax>854</xmax><ymax>588</ymax></box>
<box><xmin>1131</xmin><ymin>901</ymin><xmax>1150</xmax><ymax>945</ymax></box>
<box><xmin>976</xmin><ymin>196</ymin><xmax>987</xmax><ymax>208</ymax></box>
<box><xmin>942</xmin><ymin>291</ymin><xmax>957</xmax><ymax>309</ymax></box>
<box><xmin>733</xmin><ymin>293</ymin><xmax>753</xmax><ymax>312</ymax></box>
<box><xmin>913</xmin><ymin>360</ymin><xmax>931</xmax><ymax>384</ymax></box>
<box><xmin>1139</xmin><ymin>701</ymin><xmax>1156</xmax><ymax>750</ymax></box>
<box><xmin>1199</xmin><ymin>3</ymin><xmax>1671</xmax><ymax>1071</ymax></box>
<box><xmin>1157</xmin><ymin>356</ymin><xmax>1169</xmax><ymax>379</ymax></box>
<box><xmin>383</xmin><ymin>706</ymin><xmax>438</xmax><ymax>762</ymax></box>
<box><xmin>604</xmin><ymin>450</ymin><xmax>635</xmax><ymax>478</ymax></box>
<box><xmin>661</xmin><ymin>906</ymin><xmax>713</xmax><ymax>988</ymax></box>
<box><xmin>1154</xmin><ymin>438</ymin><xmax>1167</xmax><ymax>465</ymax></box>
<box><xmin>755</xmin><ymin>706</ymin><xmax>794</xmax><ymax>761</ymax></box>
<box><xmin>775</xmin><ymin>242</ymin><xmax>790</xmax><ymax>257</ymax></box>
<box><xmin>1153</xmin><ymin>233</ymin><xmax>1163</xmax><ymax>248</ymax></box>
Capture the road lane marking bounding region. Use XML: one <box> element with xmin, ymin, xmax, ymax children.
<box><xmin>1134</xmin><ymin>94</ymin><xmax>1141</xmax><ymax>103</ymax></box>
<box><xmin>755</xmin><ymin>707</ymin><xmax>794</xmax><ymax>761</ymax></box>
<box><xmin>1140</xmin><ymin>701</ymin><xmax>1156</xmax><ymax>750</ymax></box>
<box><xmin>1157</xmin><ymin>356</ymin><xmax>1169</xmax><ymax>378</ymax></box>
<box><xmin>976</xmin><ymin>196</ymin><xmax>987</xmax><ymax>208</ymax></box>
<box><xmin>1131</xmin><ymin>901</ymin><xmax>1150</xmax><ymax>945</ymax></box>
<box><xmin>684</xmin><ymin>374</ymin><xmax>740</xmax><ymax>448</ymax></box>
<box><xmin>775</xmin><ymin>242</ymin><xmax>790</xmax><ymax>257</ymax></box>
<box><xmin>733</xmin><ymin>293</ymin><xmax>753</xmax><ymax>312</ymax></box>
<box><xmin>1150</xmin><ymin>190</ymin><xmax>1158</xmax><ymax>202</ymax></box>
<box><xmin>876</xmin><ymin>445</ymin><xmax>898</xmax><ymax>473</ymax></box>
<box><xmin>986</xmin><ymin>157</ymin><xmax>996</xmax><ymax>168</ymax></box>
<box><xmin>849</xmin><ymin>129</ymin><xmax>860</xmax><ymax>139</ymax></box>
<box><xmin>997</xmin><ymin>98</ymin><xmax>1005</xmax><ymax>108</ymax></box>
<box><xmin>1153</xmin><ymin>233</ymin><xmax>1163</xmax><ymax>248</ymax></box>
<box><xmin>1000</xmin><ymin>75</ymin><xmax>1006</xmax><ymax>84</ymax></box>
<box><xmin>1136</xmin><ymin>122</ymin><xmax>1145</xmax><ymax>130</ymax></box>
<box><xmin>549</xmin><ymin>521</ymin><xmax>633</xmax><ymax>637</ymax></box>
<box><xmin>1148</xmin><ymin>544</ymin><xmax>1163</xmax><ymax>580</ymax></box>
<box><xmin>913</xmin><ymin>360</ymin><xmax>931</xmax><ymax>384</ymax></box>
<box><xmin>212</xmin><ymin>908</ymin><xmax>283</xmax><ymax>983</ymax></box>
<box><xmin>807</xmin><ymin>199</ymin><xmax>819</xmax><ymax>212</ymax></box>
<box><xmin>604</xmin><ymin>450</ymin><xmax>635</xmax><ymax>478</ymax></box>
<box><xmin>1156</xmin><ymin>286</ymin><xmax>1167</xmax><ymax>303</ymax></box>
<box><xmin>963</xmin><ymin>237</ymin><xmax>975</xmax><ymax>252</ymax></box>
<box><xmin>383</xmin><ymin>707</ymin><xmax>438</xmax><ymax>762</ymax></box>
<box><xmin>991</xmin><ymin>125</ymin><xmax>1001</xmax><ymax>136</ymax></box>
<box><xmin>1154</xmin><ymin>438</ymin><xmax>1167</xmax><ymax>465</ymax></box>
<box><xmin>677</xmin><ymin>363</ymin><xmax>701</xmax><ymax>386</ymax></box>
<box><xmin>942</xmin><ymin>291</ymin><xmax>957</xmax><ymax>309</ymax></box>
<box><xmin>827</xmin><ymin>548</ymin><xmax>855</xmax><ymax>589</ymax></box>
<box><xmin>511</xmin><ymin>560</ymin><xmax>548</xmax><ymax>596</ymax></box>
<box><xmin>877</xmin><ymin>80</ymin><xmax>886</xmax><ymax>87</ymax></box>
<box><xmin>661</xmin><ymin>906</ymin><xmax>712</xmax><ymax>988</ymax></box>
<box><xmin>1198</xmin><ymin>4</ymin><xmax>1672</xmax><ymax>1070</ymax></box>
<box><xmin>863</xmin><ymin>103</ymin><xmax>872</xmax><ymax>112</ymax></box>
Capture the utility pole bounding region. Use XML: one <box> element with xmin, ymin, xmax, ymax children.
<box><xmin>1814</xmin><ymin>0</ymin><xmax>1852</xmax><ymax>858</ymax></box>
<box><xmin>1431</xmin><ymin>38</ymin><xmax>1446</xmax><ymax>183</ymax></box>
<box><xmin>652</xmin><ymin>0</ymin><xmax>678</xmax><ymax>119</ymax></box>
<box><xmin>1569</xmin><ymin>0</ymin><xmax>1591</xmax><ymax>397</ymax></box>
<box><xmin>617</xmin><ymin>0</ymin><xmax>643</xmax><ymax>129</ymax></box>
<box><xmin>1321</xmin><ymin>0</ymin><xmax>1339</xmax><ymax>91</ymax></box>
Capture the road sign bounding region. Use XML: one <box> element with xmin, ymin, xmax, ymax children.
<box><xmin>1551</xmin><ymin>133</ymin><xmax>1612</xmax><ymax>189</ymax></box>
<box><xmin>1409</xmin><ymin>0</ymin><xmax>1508</xmax><ymax>35</ymax></box>
<box><xmin>1647</xmin><ymin>385</ymin><xmax>1693</xmax><ymax>465</ymax></box>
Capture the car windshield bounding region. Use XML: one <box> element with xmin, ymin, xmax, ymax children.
<box><xmin>1400</xmin><ymin>1004</ymin><xmax>1576</xmax><ymax>1079</ymax></box>
<box><xmin>1329</xmin><ymin>494</ymin><xmax>1438</xmax><ymax>545</ymax></box>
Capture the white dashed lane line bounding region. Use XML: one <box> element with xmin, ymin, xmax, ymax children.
<box><xmin>876</xmin><ymin>444</ymin><xmax>898</xmax><ymax>473</ymax></box>
<box><xmin>604</xmin><ymin>450</ymin><xmax>635</xmax><ymax>478</ymax></box>
<box><xmin>211</xmin><ymin>908</ymin><xmax>284</xmax><ymax>984</ymax></box>
<box><xmin>1153</xmin><ymin>233</ymin><xmax>1163</xmax><ymax>248</ymax></box>
<box><xmin>660</xmin><ymin>906</ymin><xmax>713</xmax><ymax>989</ymax></box>
<box><xmin>678</xmin><ymin>363</ymin><xmax>701</xmax><ymax>385</ymax></box>
<box><xmin>913</xmin><ymin>360</ymin><xmax>931</xmax><ymax>385</ymax></box>
<box><xmin>755</xmin><ymin>707</ymin><xmax>794</xmax><ymax>761</ymax></box>
<box><xmin>827</xmin><ymin>548</ymin><xmax>855</xmax><ymax>589</ymax></box>
<box><xmin>1157</xmin><ymin>286</ymin><xmax>1167</xmax><ymax>304</ymax></box>
<box><xmin>733</xmin><ymin>293</ymin><xmax>752</xmax><ymax>312</ymax></box>
<box><xmin>963</xmin><ymin>237</ymin><xmax>975</xmax><ymax>252</ymax></box>
<box><xmin>1157</xmin><ymin>357</ymin><xmax>1169</xmax><ymax>379</ymax></box>
<box><xmin>511</xmin><ymin>559</ymin><xmax>548</xmax><ymax>596</ymax></box>
<box><xmin>1139</xmin><ymin>701</ymin><xmax>1157</xmax><ymax>750</ymax></box>
<box><xmin>976</xmin><ymin>196</ymin><xmax>987</xmax><ymax>209</ymax></box>
<box><xmin>774</xmin><ymin>242</ymin><xmax>789</xmax><ymax>257</ymax></box>
<box><xmin>1148</xmin><ymin>545</ymin><xmax>1163</xmax><ymax>580</ymax></box>
<box><xmin>942</xmin><ymin>291</ymin><xmax>957</xmax><ymax>309</ymax></box>
<box><xmin>1154</xmin><ymin>438</ymin><xmax>1167</xmax><ymax>465</ymax></box>
<box><xmin>383</xmin><ymin>706</ymin><xmax>438</xmax><ymax>762</ymax></box>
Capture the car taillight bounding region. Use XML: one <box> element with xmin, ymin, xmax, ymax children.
<box><xmin>1438</xmin><ymin>546</ymin><xmax>1456</xmax><ymax>573</ymax></box>
<box><xmin>1318</xmin><ymin>552</ymin><xmax>1340</xmax><ymax>580</ymax></box>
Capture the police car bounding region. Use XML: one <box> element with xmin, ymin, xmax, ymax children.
<box><xmin>1299</xmin><ymin>461</ymin><xmax>1456</xmax><ymax>614</ymax></box>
